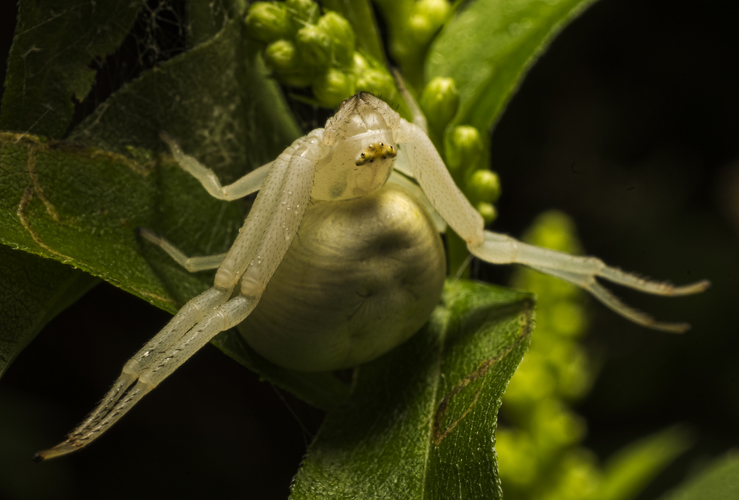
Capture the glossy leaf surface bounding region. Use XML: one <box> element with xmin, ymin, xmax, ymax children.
<box><xmin>291</xmin><ymin>281</ymin><xmax>534</xmax><ymax>499</ymax></box>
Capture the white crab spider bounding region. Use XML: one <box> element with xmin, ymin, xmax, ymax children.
<box><xmin>35</xmin><ymin>93</ymin><xmax>708</xmax><ymax>460</ymax></box>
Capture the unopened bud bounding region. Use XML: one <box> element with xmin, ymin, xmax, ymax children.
<box><xmin>408</xmin><ymin>14</ymin><xmax>434</xmax><ymax>44</ymax></box>
<box><xmin>409</xmin><ymin>0</ymin><xmax>451</xmax><ymax>44</ymax></box>
<box><xmin>264</xmin><ymin>39</ymin><xmax>298</xmax><ymax>72</ymax></box>
<box><xmin>296</xmin><ymin>24</ymin><xmax>332</xmax><ymax>68</ymax></box>
<box><xmin>356</xmin><ymin>69</ymin><xmax>397</xmax><ymax>102</ymax></box>
<box><xmin>420</xmin><ymin>77</ymin><xmax>459</xmax><ymax>131</ymax></box>
<box><xmin>317</xmin><ymin>12</ymin><xmax>355</xmax><ymax>65</ymax></box>
<box><xmin>264</xmin><ymin>40</ymin><xmax>314</xmax><ymax>88</ymax></box>
<box><xmin>418</xmin><ymin>0</ymin><xmax>452</xmax><ymax>26</ymax></box>
<box><xmin>313</xmin><ymin>68</ymin><xmax>356</xmax><ymax>108</ymax></box>
<box><xmin>467</xmin><ymin>169</ymin><xmax>500</xmax><ymax>203</ymax></box>
<box><xmin>285</xmin><ymin>0</ymin><xmax>320</xmax><ymax>28</ymax></box>
<box><xmin>245</xmin><ymin>2</ymin><xmax>292</xmax><ymax>43</ymax></box>
<box><xmin>476</xmin><ymin>202</ymin><xmax>497</xmax><ymax>224</ymax></box>
<box><xmin>446</xmin><ymin>125</ymin><xmax>483</xmax><ymax>172</ymax></box>
<box><xmin>352</xmin><ymin>52</ymin><xmax>371</xmax><ymax>74</ymax></box>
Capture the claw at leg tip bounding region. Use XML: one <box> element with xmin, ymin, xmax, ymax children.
<box><xmin>674</xmin><ymin>279</ymin><xmax>711</xmax><ymax>295</ymax></box>
<box><xmin>33</xmin><ymin>441</ymin><xmax>80</xmax><ymax>462</ymax></box>
<box><xmin>32</xmin><ymin>448</ymin><xmax>57</xmax><ymax>463</ymax></box>
<box><xmin>652</xmin><ymin>321</ymin><xmax>691</xmax><ymax>334</ymax></box>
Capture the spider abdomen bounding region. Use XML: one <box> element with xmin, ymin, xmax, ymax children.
<box><xmin>237</xmin><ymin>183</ymin><xmax>446</xmax><ymax>372</ymax></box>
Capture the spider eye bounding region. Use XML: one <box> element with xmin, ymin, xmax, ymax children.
<box><xmin>361</xmin><ymin>153</ymin><xmax>365</xmax><ymax>157</ymax></box>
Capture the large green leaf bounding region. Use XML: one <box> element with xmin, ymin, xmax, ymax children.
<box><xmin>0</xmin><ymin>246</ymin><xmax>99</xmax><ymax>377</ymax></box>
<box><xmin>0</xmin><ymin>17</ymin><xmax>352</xmax><ymax>404</ymax></box>
<box><xmin>0</xmin><ymin>18</ymin><xmax>299</xmax><ymax>306</ymax></box>
<box><xmin>67</xmin><ymin>20</ymin><xmax>301</xmax><ymax>183</ymax></box>
<box><xmin>426</xmin><ymin>0</ymin><xmax>598</xmax><ymax>135</ymax></box>
<box><xmin>0</xmin><ymin>0</ymin><xmax>146</xmax><ymax>374</ymax></box>
<box><xmin>291</xmin><ymin>281</ymin><xmax>534</xmax><ymax>499</ymax></box>
<box><xmin>0</xmin><ymin>0</ymin><xmax>146</xmax><ymax>138</ymax></box>
<box><xmin>659</xmin><ymin>454</ymin><xmax>739</xmax><ymax>500</ymax></box>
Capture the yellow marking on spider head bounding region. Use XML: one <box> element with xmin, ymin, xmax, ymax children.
<box><xmin>355</xmin><ymin>142</ymin><xmax>397</xmax><ymax>166</ymax></box>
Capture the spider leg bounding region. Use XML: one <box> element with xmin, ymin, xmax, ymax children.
<box><xmin>139</xmin><ymin>228</ymin><xmax>227</xmax><ymax>271</ymax></box>
<box><xmin>161</xmin><ymin>132</ymin><xmax>272</xmax><ymax>201</ymax></box>
<box><xmin>473</xmin><ymin>232</ymin><xmax>709</xmax><ymax>333</ymax></box>
<box><xmin>395</xmin><ymin>119</ymin><xmax>709</xmax><ymax>332</ymax></box>
<box><xmin>36</xmin><ymin>133</ymin><xmax>321</xmax><ymax>460</ymax></box>
<box><xmin>34</xmin><ymin>287</ymin><xmax>239</xmax><ymax>460</ymax></box>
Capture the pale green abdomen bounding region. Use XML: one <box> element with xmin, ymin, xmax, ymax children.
<box><xmin>237</xmin><ymin>183</ymin><xmax>446</xmax><ymax>372</ymax></box>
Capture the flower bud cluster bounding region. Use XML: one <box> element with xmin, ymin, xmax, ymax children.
<box><xmin>246</xmin><ymin>1</ymin><xmax>398</xmax><ymax>108</ymax></box>
<box><xmin>417</xmin><ymin>77</ymin><xmax>500</xmax><ymax>224</ymax></box>
<box><xmin>446</xmin><ymin>125</ymin><xmax>500</xmax><ymax>223</ymax></box>
<box><xmin>495</xmin><ymin>211</ymin><xmax>600</xmax><ymax>500</ymax></box>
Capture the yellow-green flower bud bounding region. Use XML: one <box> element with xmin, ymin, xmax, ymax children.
<box><xmin>296</xmin><ymin>24</ymin><xmax>332</xmax><ymax>68</ymax></box>
<box><xmin>264</xmin><ymin>39</ymin><xmax>314</xmax><ymax>88</ymax></box>
<box><xmin>313</xmin><ymin>68</ymin><xmax>356</xmax><ymax>108</ymax></box>
<box><xmin>409</xmin><ymin>0</ymin><xmax>451</xmax><ymax>44</ymax></box>
<box><xmin>245</xmin><ymin>2</ymin><xmax>292</xmax><ymax>44</ymax></box>
<box><xmin>356</xmin><ymin>69</ymin><xmax>397</xmax><ymax>102</ymax></box>
<box><xmin>446</xmin><ymin>125</ymin><xmax>483</xmax><ymax>173</ymax></box>
<box><xmin>467</xmin><ymin>169</ymin><xmax>501</xmax><ymax>203</ymax></box>
<box><xmin>475</xmin><ymin>202</ymin><xmax>497</xmax><ymax>224</ymax></box>
<box><xmin>495</xmin><ymin>429</ymin><xmax>539</xmax><ymax>488</ymax></box>
<box><xmin>419</xmin><ymin>0</ymin><xmax>452</xmax><ymax>25</ymax></box>
<box><xmin>317</xmin><ymin>12</ymin><xmax>355</xmax><ymax>65</ymax></box>
<box><xmin>264</xmin><ymin>39</ymin><xmax>298</xmax><ymax>72</ymax></box>
<box><xmin>531</xmin><ymin>400</ymin><xmax>586</xmax><ymax>451</ymax></box>
<box><xmin>527</xmin><ymin>211</ymin><xmax>582</xmax><ymax>254</ymax></box>
<box><xmin>351</xmin><ymin>52</ymin><xmax>371</xmax><ymax>74</ymax></box>
<box><xmin>420</xmin><ymin>77</ymin><xmax>459</xmax><ymax>131</ymax></box>
<box><xmin>285</xmin><ymin>0</ymin><xmax>319</xmax><ymax>28</ymax></box>
<box><xmin>408</xmin><ymin>13</ymin><xmax>434</xmax><ymax>44</ymax></box>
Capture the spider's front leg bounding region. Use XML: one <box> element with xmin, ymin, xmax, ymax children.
<box><xmin>160</xmin><ymin>132</ymin><xmax>271</xmax><ymax>201</ymax></box>
<box><xmin>35</xmin><ymin>132</ymin><xmax>322</xmax><ymax>460</ymax></box>
<box><xmin>395</xmin><ymin>120</ymin><xmax>709</xmax><ymax>333</ymax></box>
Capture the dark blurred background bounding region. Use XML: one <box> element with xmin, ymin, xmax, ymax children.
<box><xmin>0</xmin><ymin>0</ymin><xmax>737</xmax><ymax>498</ymax></box>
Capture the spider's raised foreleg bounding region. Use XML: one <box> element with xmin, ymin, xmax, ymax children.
<box><xmin>395</xmin><ymin>119</ymin><xmax>709</xmax><ymax>333</ymax></box>
<box><xmin>161</xmin><ymin>132</ymin><xmax>272</xmax><ymax>201</ymax></box>
<box><xmin>36</xmin><ymin>133</ymin><xmax>320</xmax><ymax>460</ymax></box>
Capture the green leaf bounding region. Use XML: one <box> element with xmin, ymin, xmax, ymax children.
<box><xmin>597</xmin><ymin>426</ymin><xmax>693</xmax><ymax>500</ymax></box>
<box><xmin>1</xmin><ymin>18</ymin><xmax>298</xmax><ymax>305</ymax></box>
<box><xmin>0</xmin><ymin>246</ymin><xmax>99</xmax><ymax>378</ymax></box>
<box><xmin>0</xmin><ymin>18</ymin><xmax>347</xmax><ymax>405</ymax></box>
<box><xmin>291</xmin><ymin>280</ymin><xmax>534</xmax><ymax>499</ymax></box>
<box><xmin>0</xmin><ymin>132</ymin><xmax>216</xmax><ymax>312</ymax></box>
<box><xmin>67</xmin><ymin>20</ymin><xmax>301</xmax><ymax>181</ymax></box>
<box><xmin>0</xmin><ymin>0</ymin><xmax>143</xmax><ymax>382</ymax></box>
<box><xmin>426</xmin><ymin>0</ymin><xmax>598</xmax><ymax>134</ymax></box>
<box><xmin>0</xmin><ymin>0</ymin><xmax>146</xmax><ymax>138</ymax></box>
<box><xmin>659</xmin><ymin>454</ymin><xmax>739</xmax><ymax>500</ymax></box>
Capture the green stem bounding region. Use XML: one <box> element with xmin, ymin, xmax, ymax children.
<box><xmin>447</xmin><ymin>230</ymin><xmax>470</xmax><ymax>279</ymax></box>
